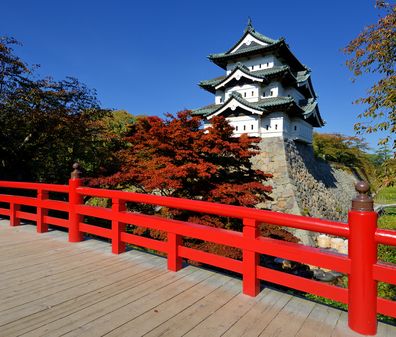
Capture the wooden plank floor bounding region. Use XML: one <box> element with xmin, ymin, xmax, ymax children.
<box><xmin>0</xmin><ymin>219</ymin><xmax>395</xmax><ymax>337</ymax></box>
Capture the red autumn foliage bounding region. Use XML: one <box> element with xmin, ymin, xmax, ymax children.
<box><xmin>92</xmin><ymin>110</ymin><xmax>272</xmax><ymax>204</ymax></box>
<box><xmin>90</xmin><ymin>111</ymin><xmax>297</xmax><ymax>258</ymax></box>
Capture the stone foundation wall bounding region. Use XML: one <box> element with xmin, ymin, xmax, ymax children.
<box><xmin>251</xmin><ymin>137</ymin><xmax>358</xmax><ymax>245</ymax></box>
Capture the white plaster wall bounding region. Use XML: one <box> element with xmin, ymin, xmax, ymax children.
<box><xmin>289</xmin><ymin>118</ymin><xmax>313</xmax><ymax>143</ymax></box>
<box><xmin>260</xmin><ymin>81</ymin><xmax>281</xmax><ymax>98</ymax></box>
<box><xmin>204</xmin><ymin>112</ymin><xmax>313</xmax><ymax>142</ymax></box>
<box><xmin>226</xmin><ymin>114</ymin><xmax>261</xmax><ymax>137</ymax></box>
<box><xmin>225</xmin><ymin>84</ymin><xmax>260</xmax><ymax>102</ymax></box>
<box><xmin>259</xmin><ymin>112</ymin><xmax>287</xmax><ymax>138</ymax></box>
<box><xmin>215</xmin><ymin>90</ymin><xmax>225</xmax><ymax>104</ymax></box>
<box><xmin>284</xmin><ymin>87</ymin><xmax>305</xmax><ymax>102</ymax></box>
<box><xmin>226</xmin><ymin>55</ymin><xmax>280</xmax><ymax>74</ymax></box>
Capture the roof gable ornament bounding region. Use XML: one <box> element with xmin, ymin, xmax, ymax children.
<box><xmin>245</xmin><ymin>17</ymin><xmax>254</xmax><ymax>33</ymax></box>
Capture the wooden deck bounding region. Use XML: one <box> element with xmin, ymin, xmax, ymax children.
<box><xmin>0</xmin><ymin>220</ymin><xmax>395</xmax><ymax>337</ymax></box>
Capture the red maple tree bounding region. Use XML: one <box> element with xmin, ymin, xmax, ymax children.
<box><xmin>94</xmin><ymin>111</ymin><xmax>272</xmax><ymax>205</ymax></box>
<box><xmin>91</xmin><ymin>111</ymin><xmax>296</xmax><ymax>257</ymax></box>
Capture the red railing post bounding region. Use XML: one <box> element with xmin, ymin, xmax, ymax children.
<box><xmin>348</xmin><ymin>181</ymin><xmax>377</xmax><ymax>335</ymax></box>
<box><xmin>68</xmin><ymin>163</ymin><xmax>83</xmax><ymax>242</ymax></box>
<box><xmin>167</xmin><ymin>232</ymin><xmax>183</xmax><ymax>271</ymax></box>
<box><xmin>112</xmin><ymin>198</ymin><xmax>126</xmax><ymax>254</ymax></box>
<box><xmin>37</xmin><ymin>189</ymin><xmax>49</xmax><ymax>233</ymax></box>
<box><xmin>242</xmin><ymin>218</ymin><xmax>260</xmax><ymax>296</ymax></box>
<box><xmin>9</xmin><ymin>202</ymin><xmax>20</xmax><ymax>226</ymax></box>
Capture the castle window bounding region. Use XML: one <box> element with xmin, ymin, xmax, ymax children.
<box><xmin>244</xmin><ymin>92</ymin><xmax>247</xmax><ymax>97</ymax></box>
<box><xmin>270</xmin><ymin>90</ymin><xmax>273</xmax><ymax>96</ymax></box>
<box><xmin>251</xmin><ymin>65</ymin><xmax>254</xmax><ymax>70</ymax></box>
<box><xmin>294</xmin><ymin>125</ymin><xmax>297</xmax><ymax>131</ymax></box>
<box><xmin>243</xmin><ymin>125</ymin><xmax>246</xmax><ymax>131</ymax></box>
<box><xmin>235</xmin><ymin>126</ymin><xmax>238</xmax><ymax>131</ymax></box>
<box><xmin>262</xmin><ymin>92</ymin><xmax>266</xmax><ymax>97</ymax></box>
<box><xmin>252</xmin><ymin>91</ymin><xmax>254</xmax><ymax>96</ymax></box>
<box><xmin>266</xmin><ymin>125</ymin><xmax>269</xmax><ymax>130</ymax></box>
<box><xmin>275</xmin><ymin>124</ymin><xmax>278</xmax><ymax>130</ymax></box>
<box><xmin>259</xmin><ymin>64</ymin><xmax>262</xmax><ymax>69</ymax></box>
<box><xmin>251</xmin><ymin>124</ymin><xmax>254</xmax><ymax>130</ymax></box>
<box><xmin>219</xmin><ymin>97</ymin><xmax>223</xmax><ymax>103</ymax></box>
<box><xmin>267</xmin><ymin>62</ymin><xmax>269</xmax><ymax>67</ymax></box>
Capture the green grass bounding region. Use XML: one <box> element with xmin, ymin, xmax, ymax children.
<box><xmin>377</xmin><ymin>211</ymin><xmax>396</xmax><ymax>323</ymax></box>
<box><xmin>375</xmin><ymin>186</ymin><xmax>396</xmax><ymax>204</ymax></box>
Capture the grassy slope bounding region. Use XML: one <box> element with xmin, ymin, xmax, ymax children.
<box><xmin>375</xmin><ymin>187</ymin><xmax>396</xmax><ymax>204</ymax></box>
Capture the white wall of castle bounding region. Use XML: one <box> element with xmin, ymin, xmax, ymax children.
<box><xmin>212</xmin><ymin>112</ymin><xmax>313</xmax><ymax>143</ymax></box>
<box><xmin>226</xmin><ymin>114</ymin><xmax>261</xmax><ymax>137</ymax></box>
<box><xmin>283</xmin><ymin>87</ymin><xmax>305</xmax><ymax>102</ymax></box>
<box><xmin>226</xmin><ymin>55</ymin><xmax>282</xmax><ymax>75</ymax></box>
<box><xmin>216</xmin><ymin>81</ymin><xmax>305</xmax><ymax>104</ymax></box>
<box><xmin>224</xmin><ymin>84</ymin><xmax>260</xmax><ymax>102</ymax></box>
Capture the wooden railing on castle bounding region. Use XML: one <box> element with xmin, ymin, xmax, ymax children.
<box><xmin>0</xmin><ymin>164</ymin><xmax>395</xmax><ymax>336</ymax></box>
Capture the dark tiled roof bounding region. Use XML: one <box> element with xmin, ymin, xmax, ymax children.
<box><xmin>209</xmin><ymin>37</ymin><xmax>307</xmax><ymax>72</ymax></box>
<box><xmin>191</xmin><ymin>103</ymin><xmax>220</xmax><ymax>116</ymax></box>
<box><xmin>192</xmin><ymin>94</ymin><xmax>324</xmax><ymax>127</ymax></box>
<box><xmin>223</xmin><ymin>24</ymin><xmax>279</xmax><ymax>55</ymax></box>
<box><xmin>199</xmin><ymin>65</ymin><xmax>310</xmax><ymax>94</ymax></box>
<box><xmin>192</xmin><ymin>93</ymin><xmax>293</xmax><ymax>116</ymax></box>
<box><xmin>209</xmin><ymin>40</ymin><xmax>284</xmax><ymax>63</ymax></box>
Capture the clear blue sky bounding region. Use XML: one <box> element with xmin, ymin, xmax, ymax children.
<box><xmin>1</xmin><ymin>0</ymin><xmax>389</xmax><ymax>150</ymax></box>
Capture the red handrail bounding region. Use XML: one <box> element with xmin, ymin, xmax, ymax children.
<box><xmin>0</xmin><ymin>178</ymin><xmax>395</xmax><ymax>336</ymax></box>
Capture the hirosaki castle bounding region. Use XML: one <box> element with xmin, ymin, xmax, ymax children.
<box><xmin>193</xmin><ymin>21</ymin><xmax>324</xmax><ymax>143</ymax></box>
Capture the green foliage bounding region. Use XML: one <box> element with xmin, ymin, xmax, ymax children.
<box><xmin>377</xmin><ymin>209</ymin><xmax>396</xmax><ymax>323</ymax></box>
<box><xmin>312</xmin><ymin>133</ymin><xmax>374</xmax><ymax>181</ymax></box>
<box><xmin>101</xmin><ymin>110</ymin><xmax>135</xmax><ymax>138</ymax></box>
<box><xmin>344</xmin><ymin>1</ymin><xmax>396</xmax><ymax>148</ymax></box>
<box><xmin>374</xmin><ymin>159</ymin><xmax>396</xmax><ymax>190</ymax></box>
<box><xmin>375</xmin><ymin>187</ymin><xmax>396</xmax><ymax>204</ymax></box>
<box><xmin>0</xmin><ymin>36</ymin><xmax>133</xmax><ymax>183</ymax></box>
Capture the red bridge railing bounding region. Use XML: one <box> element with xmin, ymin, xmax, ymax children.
<box><xmin>0</xmin><ymin>166</ymin><xmax>395</xmax><ymax>336</ymax></box>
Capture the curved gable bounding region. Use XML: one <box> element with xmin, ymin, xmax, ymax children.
<box><xmin>207</xmin><ymin>95</ymin><xmax>264</xmax><ymax>120</ymax></box>
<box><xmin>215</xmin><ymin>67</ymin><xmax>265</xmax><ymax>90</ymax></box>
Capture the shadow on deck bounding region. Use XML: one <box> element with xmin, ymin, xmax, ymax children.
<box><xmin>0</xmin><ymin>220</ymin><xmax>395</xmax><ymax>337</ymax></box>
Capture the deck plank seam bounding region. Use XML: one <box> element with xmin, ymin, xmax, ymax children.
<box><xmin>102</xmin><ymin>273</ymin><xmax>230</xmax><ymax>337</ymax></box>
<box><xmin>178</xmin><ymin>290</ymin><xmax>242</xmax><ymax>336</ymax></box>
<box><xmin>140</xmin><ymin>277</ymin><xmax>236</xmax><ymax>337</ymax></box>
<box><xmin>292</xmin><ymin>300</ymin><xmax>318</xmax><ymax>337</ymax></box>
<box><xmin>0</xmin><ymin>255</ymin><xmax>141</xmax><ymax>305</ymax></box>
<box><xmin>254</xmin><ymin>290</ymin><xmax>293</xmax><ymax>337</ymax></box>
<box><xmin>0</xmin><ymin>266</ymin><xmax>171</xmax><ymax>335</ymax></box>
<box><xmin>0</xmin><ymin>252</ymin><xmax>167</xmax><ymax>312</ymax></box>
<box><xmin>59</xmin><ymin>269</ymin><xmax>207</xmax><ymax>336</ymax></box>
<box><xmin>19</xmin><ymin>269</ymin><xmax>200</xmax><ymax>336</ymax></box>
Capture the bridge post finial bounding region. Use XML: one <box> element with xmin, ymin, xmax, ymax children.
<box><xmin>71</xmin><ymin>162</ymin><xmax>82</xmax><ymax>179</ymax></box>
<box><xmin>348</xmin><ymin>180</ymin><xmax>377</xmax><ymax>335</ymax></box>
<box><xmin>351</xmin><ymin>181</ymin><xmax>373</xmax><ymax>212</ymax></box>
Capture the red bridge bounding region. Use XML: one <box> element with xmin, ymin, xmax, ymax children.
<box><xmin>0</xmin><ymin>166</ymin><xmax>395</xmax><ymax>336</ymax></box>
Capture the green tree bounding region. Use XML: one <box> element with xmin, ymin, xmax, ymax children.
<box><xmin>0</xmin><ymin>36</ymin><xmax>119</xmax><ymax>182</ymax></box>
<box><xmin>344</xmin><ymin>1</ymin><xmax>395</xmax><ymax>150</ymax></box>
<box><xmin>375</xmin><ymin>158</ymin><xmax>396</xmax><ymax>188</ymax></box>
<box><xmin>313</xmin><ymin>133</ymin><xmax>369</xmax><ymax>167</ymax></box>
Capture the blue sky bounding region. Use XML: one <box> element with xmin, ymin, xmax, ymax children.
<box><xmin>0</xmin><ymin>0</ymin><xmax>390</xmax><ymax>150</ymax></box>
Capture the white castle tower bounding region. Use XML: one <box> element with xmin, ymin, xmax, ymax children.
<box><xmin>193</xmin><ymin>20</ymin><xmax>324</xmax><ymax>143</ymax></box>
